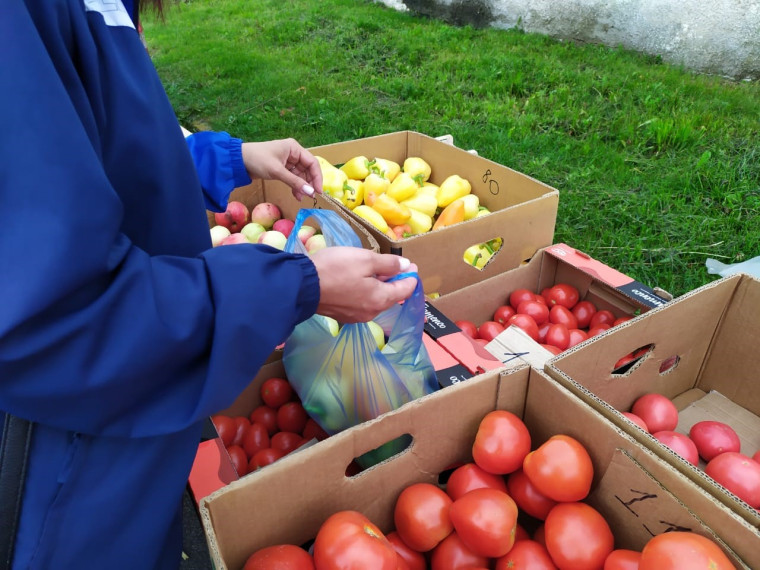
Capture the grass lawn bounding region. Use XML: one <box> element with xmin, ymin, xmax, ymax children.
<box><xmin>143</xmin><ymin>0</ymin><xmax>760</xmax><ymax>297</ymax></box>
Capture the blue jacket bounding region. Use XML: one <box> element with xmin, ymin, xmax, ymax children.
<box><xmin>0</xmin><ymin>1</ymin><xmax>320</xmax><ymax>567</ymax></box>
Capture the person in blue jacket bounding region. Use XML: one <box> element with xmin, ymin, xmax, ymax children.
<box><xmin>0</xmin><ymin>1</ymin><xmax>419</xmax><ymax>568</ymax></box>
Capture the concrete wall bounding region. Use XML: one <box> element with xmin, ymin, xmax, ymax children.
<box><xmin>376</xmin><ymin>0</ymin><xmax>760</xmax><ymax>81</ymax></box>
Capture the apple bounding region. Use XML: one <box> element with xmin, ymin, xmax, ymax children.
<box><xmin>297</xmin><ymin>225</ymin><xmax>317</xmax><ymax>245</ymax></box>
<box><xmin>240</xmin><ymin>222</ymin><xmax>266</xmax><ymax>244</ymax></box>
<box><xmin>258</xmin><ymin>230</ymin><xmax>288</xmax><ymax>250</ymax></box>
<box><xmin>305</xmin><ymin>234</ymin><xmax>327</xmax><ymax>254</ymax></box>
<box><xmin>250</xmin><ymin>202</ymin><xmax>282</xmax><ymax>229</ymax></box>
<box><xmin>209</xmin><ymin>225</ymin><xmax>231</xmax><ymax>247</ymax></box>
<box><xmin>366</xmin><ymin>320</ymin><xmax>386</xmax><ymax>350</ymax></box>
<box><xmin>219</xmin><ymin>233</ymin><xmax>249</xmax><ymax>246</ymax></box>
<box><xmin>214</xmin><ymin>200</ymin><xmax>250</xmax><ymax>233</ymax></box>
<box><xmin>272</xmin><ymin>218</ymin><xmax>295</xmax><ymax>238</ymax></box>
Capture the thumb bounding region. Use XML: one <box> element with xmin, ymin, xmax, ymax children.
<box><xmin>382</xmin><ymin>273</ymin><xmax>418</xmax><ymax>305</ymax></box>
<box><xmin>372</xmin><ymin>254</ymin><xmax>412</xmax><ymax>278</ymax></box>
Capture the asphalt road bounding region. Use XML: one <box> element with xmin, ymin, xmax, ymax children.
<box><xmin>180</xmin><ymin>487</ymin><xmax>213</xmax><ymax>570</ymax></box>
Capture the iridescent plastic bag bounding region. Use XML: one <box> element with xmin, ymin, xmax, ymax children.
<box><xmin>282</xmin><ymin>209</ymin><xmax>437</xmax><ymax>465</ymax></box>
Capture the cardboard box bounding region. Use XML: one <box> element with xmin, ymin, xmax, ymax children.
<box><xmin>429</xmin><ymin>243</ymin><xmax>671</xmax><ymax>371</ymax></box>
<box><xmin>208</xmin><ymin>180</ymin><xmax>379</xmax><ymax>252</ymax></box>
<box><xmin>310</xmin><ymin>131</ymin><xmax>559</xmax><ymax>295</ymax></box>
<box><xmin>199</xmin><ymin>366</ymin><xmax>756</xmax><ymax>570</ymax></box>
<box><xmin>544</xmin><ymin>273</ymin><xmax>760</xmax><ymax>528</ymax></box>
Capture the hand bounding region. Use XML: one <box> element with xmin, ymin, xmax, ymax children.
<box><xmin>241</xmin><ymin>138</ymin><xmax>323</xmax><ymax>201</ymax></box>
<box><xmin>309</xmin><ymin>248</ymin><xmax>419</xmax><ymax>323</ymax></box>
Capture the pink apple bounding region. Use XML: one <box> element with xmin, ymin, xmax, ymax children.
<box><xmin>240</xmin><ymin>222</ymin><xmax>266</xmax><ymax>243</ymax></box>
<box><xmin>305</xmin><ymin>234</ymin><xmax>327</xmax><ymax>254</ymax></box>
<box><xmin>219</xmin><ymin>233</ymin><xmax>249</xmax><ymax>246</ymax></box>
<box><xmin>250</xmin><ymin>202</ymin><xmax>282</xmax><ymax>229</ymax></box>
<box><xmin>272</xmin><ymin>218</ymin><xmax>295</xmax><ymax>238</ymax></box>
<box><xmin>209</xmin><ymin>225</ymin><xmax>231</xmax><ymax>247</ymax></box>
<box><xmin>213</xmin><ymin>200</ymin><xmax>250</xmax><ymax>233</ymax></box>
<box><xmin>297</xmin><ymin>225</ymin><xmax>317</xmax><ymax>245</ymax></box>
<box><xmin>257</xmin><ymin>230</ymin><xmax>288</xmax><ymax>250</ymax></box>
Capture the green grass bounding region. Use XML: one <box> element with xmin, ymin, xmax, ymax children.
<box><xmin>144</xmin><ymin>0</ymin><xmax>760</xmax><ymax>297</ymax></box>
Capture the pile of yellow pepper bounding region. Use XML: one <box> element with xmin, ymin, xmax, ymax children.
<box><xmin>314</xmin><ymin>154</ymin><xmax>502</xmax><ymax>269</ymax></box>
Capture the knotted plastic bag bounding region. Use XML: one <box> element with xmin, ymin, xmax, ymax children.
<box><xmin>282</xmin><ymin>208</ymin><xmax>437</xmax><ymax>465</ymax></box>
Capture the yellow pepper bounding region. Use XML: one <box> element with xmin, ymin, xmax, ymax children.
<box><xmin>372</xmin><ymin>193</ymin><xmax>412</xmax><ymax>226</ymax></box>
<box><xmin>403</xmin><ymin>157</ymin><xmax>432</xmax><ymax>183</ymax></box>
<box><xmin>322</xmin><ymin>168</ymin><xmax>348</xmax><ymax>201</ymax></box>
<box><xmin>372</xmin><ymin>158</ymin><xmax>401</xmax><ymax>182</ymax></box>
<box><xmin>475</xmin><ymin>206</ymin><xmax>491</xmax><ymax>218</ymax></box>
<box><xmin>436</xmin><ymin>174</ymin><xmax>472</xmax><ymax>208</ymax></box>
<box><xmin>342</xmin><ymin>179</ymin><xmax>364</xmax><ymax>210</ymax></box>
<box><xmin>400</xmin><ymin>192</ymin><xmax>438</xmax><ymax>218</ymax></box>
<box><xmin>314</xmin><ymin>155</ymin><xmax>336</xmax><ymax>174</ymax></box>
<box><xmin>387</xmin><ymin>171</ymin><xmax>420</xmax><ymax>203</ymax></box>
<box><xmin>463</xmin><ymin>243</ymin><xmax>493</xmax><ymax>269</ymax></box>
<box><xmin>406</xmin><ymin>208</ymin><xmax>433</xmax><ymax>235</ymax></box>
<box><xmin>340</xmin><ymin>156</ymin><xmax>371</xmax><ymax>180</ymax></box>
<box><xmin>432</xmin><ymin>198</ymin><xmax>465</xmax><ymax>230</ymax></box>
<box><xmin>353</xmin><ymin>205</ymin><xmax>389</xmax><ymax>233</ymax></box>
<box><xmin>459</xmin><ymin>194</ymin><xmax>480</xmax><ymax>220</ymax></box>
<box><xmin>362</xmin><ymin>172</ymin><xmax>391</xmax><ymax>197</ymax></box>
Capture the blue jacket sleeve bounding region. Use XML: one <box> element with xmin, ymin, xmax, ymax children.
<box><xmin>0</xmin><ymin>2</ymin><xmax>319</xmax><ymax>438</ymax></box>
<box><xmin>185</xmin><ymin>130</ymin><xmax>252</xmax><ymax>212</ymax></box>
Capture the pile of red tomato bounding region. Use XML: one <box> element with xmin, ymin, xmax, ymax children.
<box><xmin>454</xmin><ymin>283</ymin><xmax>633</xmax><ymax>355</ymax></box>
<box><xmin>242</xmin><ymin>409</ymin><xmax>736</xmax><ymax>569</ymax></box>
<box><xmin>625</xmin><ymin>393</ymin><xmax>760</xmax><ymax>510</ymax></box>
<box><xmin>210</xmin><ymin>376</ymin><xmax>329</xmax><ymax>476</ymax></box>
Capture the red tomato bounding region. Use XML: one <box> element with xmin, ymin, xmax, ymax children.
<box><xmin>567</xmin><ymin>328</ymin><xmax>588</xmax><ymax>348</ymax></box>
<box><xmin>523</xmin><ymin>435</ymin><xmax>593</xmax><ymax>502</ymax></box>
<box><xmin>260</xmin><ymin>377</ymin><xmax>295</xmax><ymax>409</ymax></box>
<box><xmin>494</xmin><ymin>540</ymin><xmax>557</xmax><ymax>570</ymax></box>
<box><xmin>589</xmin><ymin>310</ymin><xmax>616</xmax><ymax>328</ymax></box>
<box><xmin>226</xmin><ymin>444</ymin><xmax>248</xmax><ymax>476</ymax></box>
<box><xmin>242</xmin><ymin>422</ymin><xmax>270</xmax><ymax>459</ymax></box>
<box><xmin>613</xmin><ymin>352</ymin><xmax>636</xmax><ymax>370</ymax></box>
<box><xmin>533</xmin><ymin>524</ymin><xmax>546</xmax><ymax>547</ymax></box>
<box><xmin>544</xmin><ymin>502</ymin><xmax>614</xmax><ymax>570</ymax></box>
<box><xmin>704</xmin><ymin>452</ymin><xmax>760</xmax><ymax>508</ymax></box>
<box><xmin>492</xmin><ymin>306</ymin><xmax>516</xmax><ymax>326</ymax></box>
<box><xmin>612</xmin><ymin>316</ymin><xmax>633</xmax><ymax>326</ymax></box>
<box><xmin>231</xmin><ymin>416</ymin><xmax>251</xmax><ymax>447</ymax></box>
<box><xmin>516</xmin><ymin>299</ymin><xmax>550</xmax><ymax>325</ymax></box>
<box><xmin>271</xmin><ymin>431</ymin><xmax>304</xmax><ymax>454</ymax></box>
<box><xmin>603</xmin><ymin>548</ymin><xmax>641</xmax><ymax>570</ymax></box>
<box><xmin>653</xmin><ymin>431</ymin><xmax>700</xmax><ymax>466</ymax></box>
<box><xmin>631</xmin><ymin>393</ymin><xmax>679</xmax><ymax>433</ymax></box>
<box><xmin>302</xmin><ymin>418</ymin><xmax>329</xmax><ymax>442</ymax></box>
<box><xmin>394</xmin><ymin>482</ymin><xmax>454</xmax><ymax>552</ymax></box>
<box><xmin>509</xmin><ymin>288</ymin><xmax>538</xmax><ymax>310</ymax></box>
<box><xmin>473</xmin><ymin>338</ymin><xmax>489</xmax><ymax>347</ymax></box>
<box><xmin>249</xmin><ymin>447</ymin><xmax>286</xmax><ymax>471</ymax></box>
<box><xmin>544</xmin><ymin>323</ymin><xmax>570</xmax><ymax>351</ymax></box>
<box><xmin>507</xmin><ymin>313</ymin><xmax>540</xmax><ymax>341</ymax></box>
<box><xmin>478</xmin><ymin>320</ymin><xmax>505</xmax><ymax>342</ymax></box>
<box><xmin>445</xmin><ymin>462</ymin><xmax>508</xmax><ymax>501</ymax></box>
<box><xmin>456</xmin><ymin>319</ymin><xmax>480</xmax><ymax>339</ymax></box>
<box><xmin>211</xmin><ymin>415</ymin><xmax>236</xmax><ymax>447</ymax></box>
<box><xmin>507</xmin><ymin>468</ymin><xmax>557</xmax><ymax>520</ymax></box>
<box><xmin>548</xmin><ymin>305</ymin><xmax>578</xmax><ymax>330</ymax></box>
<box><xmin>430</xmin><ymin>531</ymin><xmax>490</xmax><ymax>570</ymax></box>
<box><xmin>249</xmin><ymin>405</ymin><xmax>278</xmax><ymax>436</ymax></box>
<box><xmin>571</xmin><ymin>300</ymin><xmax>597</xmax><ymax>329</ymax></box>
<box><xmin>515</xmin><ymin>523</ymin><xmax>531</xmax><ymax>543</ymax></box>
<box><xmin>243</xmin><ymin>544</ymin><xmax>315</xmax><ymax>570</ymax></box>
<box><xmin>449</xmin><ymin>488</ymin><xmax>519</xmax><ymax>558</ymax></box>
<box><xmin>689</xmin><ymin>420</ymin><xmax>741</xmax><ymax>462</ymax></box>
<box><xmin>753</xmin><ymin>450</ymin><xmax>760</xmax><ymax>464</ymax></box>
<box><xmin>537</xmin><ymin>322</ymin><xmax>551</xmax><ymax>344</ymax></box>
<box><xmin>276</xmin><ymin>402</ymin><xmax>309</xmax><ymax>434</ymax></box>
<box><xmin>622</xmin><ymin>412</ymin><xmax>649</xmax><ymax>432</ymax></box>
<box><xmin>544</xmin><ymin>283</ymin><xmax>580</xmax><ymax>309</ymax></box>
<box><xmin>540</xmin><ymin>344</ymin><xmax>563</xmax><ymax>356</ymax></box>
<box><xmin>387</xmin><ymin>531</ymin><xmax>426</xmax><ymax>570</ymax></box>
<box><xmin>587</xmin><ymin>324</ymin><xmax>612</xmax><ymax>337</ymax></box>
<box><xmin>472</xmin><ymin>410</ymin><xmax>532</xmax><ymax>475</ymax></box>
<box><xmin>313</xmin><ymin>510</ymin><xmax>399</xmax><ymax>570</ymax></box>
<box><xmin>639</xmin><ymin>531</ymin><xmax>734</xmax><ymax>570</ymax></box>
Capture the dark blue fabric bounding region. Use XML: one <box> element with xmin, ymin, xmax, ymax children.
<box><xmin>0</xmin><ymin>1</ymin><xmax>319</xmax><ymax>568</ymax></box>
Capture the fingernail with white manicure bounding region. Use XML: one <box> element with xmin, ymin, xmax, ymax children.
<box><xmin>398</xmin><ymin>257</ymin><xmax>411</xmax><ymax>270</ymax></box>
<box><xmin>302</xmin><ymin>184</ymin><xmax>314</xmax><ymax>196</ymax></box>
